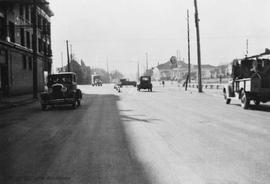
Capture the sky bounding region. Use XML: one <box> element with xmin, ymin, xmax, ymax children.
<box><xmin>49</xmin><ymin>0</ymin><xmax>270</xmax><ymax>78</ymax></box>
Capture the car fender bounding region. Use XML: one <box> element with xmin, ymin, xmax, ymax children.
<box><xmin>76</xmin><ymin>89</ymin><xmax>82</xmax><ymax>99</ymax></box>
<box><xmin>223</xmin><ymin>84</ymin><xmax>231</xmax><ymax>98</ymax></box>
<box><xmin>40</xmin><ymin>92</ymin><xmax>49</xmax><ymax>102</ymax></box>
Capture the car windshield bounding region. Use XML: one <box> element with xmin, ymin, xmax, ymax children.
<box><xmin>47</xmin><ymin>74</ymin><xmax>73</xmax><ymax>85</ymax></box>
<box><xmin>141</xmin><ymin>77</ymin><xmax>149</xmax><ymax>81</ymax></box>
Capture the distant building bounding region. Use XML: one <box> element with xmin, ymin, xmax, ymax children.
<box><xmin>0</xmin><ymin>0</ymin><xmax>53</xmax><ymax>97</ymax></box>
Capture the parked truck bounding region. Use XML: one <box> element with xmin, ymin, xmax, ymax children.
<box><xmin>223</xmin><ymin>49</ymin><xmax>270</xmax><ymax>109</ymax></box>
<box><xmin>91</xmin><ymin>74</ymin><xmax>102</xmax><ymax>86</ymax></box>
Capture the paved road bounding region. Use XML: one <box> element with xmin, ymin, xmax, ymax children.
<box><xmin>1</xmin><ymin>84</ymin><xmax>270</xmax><ymax>184</ymax></box>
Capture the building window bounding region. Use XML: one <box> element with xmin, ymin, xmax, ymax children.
<box><xmin>28</xmin><ymin>57</ymin><xmax>32</xmax><ymax>70</ymax></box>
<box><xmin>31</xmin><ymin>7</ymin><xmax>34</xmax><ymax>24</ymax></box>
<box><xmin>37</xmin><ymin>15</ymin><xmax>42</xmax><ymax>30</ymax></box>
<box><xmin>38</xmin><ymin>38</ymin><xmax>42</xmax><ymax>52</ymax></box>
<box><xmin>47</xmin><ymin>22</ymin><xmax>51</xmax><ymax>35</ymax></box>
<box><xmin>25</xmin><ymin>5</ymin><xmax>30</xmax><ymax>22</ymax></box>
<box><xmin>19</xmin><ymin>5</ymin><xmax>24</xmax><ymax>20</ymax></box>
<box><xmin>0</xmin><ymin>17</ymin><xmax>4</xmax><ymax>40</ymax></box>
<box><xmin>8</xmin><ymin>21</ymin><xmax>15</xmax><ymax>42</ymax></box>
<box><xmin>26</xmin><ymin>31</ymin><xmax>30</xmax><ymax>48</ymax></box>
<box><xmin>43</xmin><ymin>41</ymin><xmax>46</xmax><ymax>54</ymax></box>
<box><xmin>20</xmin><ymin>28</ymin><xmax>25</xmax><ymax>46</ymax></box>
<box><xmin>23</xmin><ymin>55</ymin><xmax>27</xmax><ymax>70</ymax></box>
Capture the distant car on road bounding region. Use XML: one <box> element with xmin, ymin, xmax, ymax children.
<box><xmin>223</xmin><ymin>49</ymin><xmax>270</xmax><ymax>109</ymax></box>
<box><xmin>119</xmin><ymin>78</ymin><xmax>137</xmax><ymax>87</ymax></box>
<box><xmin>137</xmin><ymin>76</ymin><xmax>153</xmax><ymax>92</ymax></box>
<box><xmin>40</xmin><ymin>72</ymin><xmax>82</xmax><ymax>110</ymax></box>
<box><xmin>91</xmin><ymin>74</ymin><xmax>102</xmax><ymax>86</ymax></box>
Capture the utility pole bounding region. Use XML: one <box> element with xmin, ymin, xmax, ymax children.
<box><xmin>32</xmin><ymin>0</ymin><xmax>38</xmax><ymax>98</ymax></box>
<box><xmin>194</xmin><ymin>0</ymin><xmax>203</xmax><ymax>92</ymax></box>
<box><xmin>70</xmin><ymin>44</ymin><xmax>73</xmax><ymax>60</ymax></box>
<box><xmin>187</xmin><ymin>9</ymin><xmax>191</xmax><ymax>83</ymax></box>
<box><xmin>106</xmin><ymin>57</ymin><xmax>109</xmax><ymax>83</ymax></box>
<box><xmin>245</xmin><ymin>39</ymin><xmax>249</xmax><ymax>57</ymax></box>
<box><xmin>145</xmin><ymin>52</ymin><xmax>148</xmax><ymax>71</ymax></box>
<box><xmin>137</xmin><ymin>61</ymin><xmax>140</xmax><ymax>81</ymax></box>
<box><xmin>61</xmin><ymin>52</ymin><xmax>63</xmax><ymax>72</ymax></box>
<box><xmin>66</xmin><ymin>40</ymin><xmax>70</xmax><ymax>72</ymax></box>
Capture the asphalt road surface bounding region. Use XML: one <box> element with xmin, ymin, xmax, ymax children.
<box><xmin>1</xmin><ymin>84</ymin><xmax>270</xmax><ymax>184</ymax></box>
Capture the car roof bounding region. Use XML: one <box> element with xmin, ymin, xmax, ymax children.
<box><xmin>50</xmin><ymin>72</ymin><xmax>76</xmax><ymax>76</ymax></box>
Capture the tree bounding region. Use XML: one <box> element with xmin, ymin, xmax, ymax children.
<box><xmin>110</xmin><ymin>70</ymin><xmax>124</xmax><ymax>82</ymax></box>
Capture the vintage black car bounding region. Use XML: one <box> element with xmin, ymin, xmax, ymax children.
<box><xmin>40</xmin><ymin>72</ymin><xmax>82</xmax><ymax>110</ymax></box>
<box><xmin>223</xmin><ymin>49</ymin><xmax>270</xmax><ymax>109</ymax></box>
<box><xmin>119</xmin><ymin>78</ymin><xmax>137</xmax><ymax>87</ymax></box>
<box><xmin>137</xmin><ymin>76</ymin><xmax>153</xmax><ymax>92</ymax></box>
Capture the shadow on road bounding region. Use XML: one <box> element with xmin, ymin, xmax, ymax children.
<box><xmin>0</xmin><ymin>94</ymin><xmax>152</xmax><ymax>184</ymax></box>
<box><xmin>230</xmin><ymin>103</ymin><xmax>270</xmax><ymax>112</ymax></box>
<box><xmin>121</xmin><ymin>114</ymin><xmax>159</xmax><ymax>124</ymax></box>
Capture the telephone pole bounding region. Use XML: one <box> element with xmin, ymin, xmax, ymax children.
<box><xmin>137</xmin><ymin>61</ymin><xmax>140</xmax><ymax>81</ymax></box>
<box><xmin>106</xmin><ymin>57</ymin><xmax>110</xmax><ymax>83</ymax></box>
<box><xmin>61</xmin><ymin>52</ymin><xmax>63</xmax><ymax>71</ymax></box>
<box><xmin>187</xmin><ymin>9</ymin><xmax>191</xmax><ymax>83</ymax></box>
<box><xmin>66</xmin><ymin>40</ymin><xmax>70</xmax><ymax>72</ymax></box>
<box><xmin>70</xmin><ymin>44</ymin><xmax>73</xmax><ymax>60</ymax></box>
<box><xmin>245</xmin><ymin>39</ymin><xmax>249</xmax><ymax>57</ymax></box>
<box><xmin>145</xmin><ymin>52</ymin><xmax>148</xmax><ymax>71</ymax></box>
<box><xmin>194</xmin><ymin>0</ymin><xmax>203</xmax><ymax>92</ymax></box>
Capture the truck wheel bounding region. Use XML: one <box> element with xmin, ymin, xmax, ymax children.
<box><xmin>41</xmin><ymin>104</ymin><xmax>47</xmax><ymax>110</ymax></box>
<box><xmin>223</xmin><ymin>89</ymin><xmax>231</xmax><ymax>104</ymax></box>
<box><xmin>72</xmin><ymin>102</ymin><xmax>76</xmax><ymax>109</ymax></box>
<box><xmin>241</xmin><ymin>91</ymin><xmax>250</xmax><ymax>109</ymax></box>
<box><xmin>254</xmin><ymin>99</ymin><xmax>260</xmax><ymax>106</ymax></box>
<box><xmin>77</xmin><ymin>100</ymin><xmax>81</xmax><ymax>107</ymax></box>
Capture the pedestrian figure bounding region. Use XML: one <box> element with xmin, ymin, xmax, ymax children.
<box><xmin>162</xmin><ymin>80</ymin><xmax>165</xmax><ymax>87</ymax></box>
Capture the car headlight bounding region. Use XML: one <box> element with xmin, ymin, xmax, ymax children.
<box><xmin>61</xmin><ymin>87</ymin><xmax>67</xmax><ymax>93</ymax></box>
<box><xmin>48</xmin><ymin>88</ymin><xmax>53</xmax><ymax>93</ymax></box>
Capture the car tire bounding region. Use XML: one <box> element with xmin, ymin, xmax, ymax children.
<box><xmin>77</xmin><ymin>100</ymin><xmax>81</xmax><ymax>107</ymax></box>
<box><xmin>41</xmin><ymin>104</ymin><xmax>47</xmax><ymax>110</ymax></box>
<box><xmin>254</xmin><ymin>99</ymin><xmax>260</xmax><ymax>106</ymax></box>
<box><xmin>241</xmin><ymin>91</ymin><xmax>250</xmax><ymax>109</ymax></box>
<box><xmin>223</xmin><ymin>89</ymin><xmax>231</xmax><ymax>104</ymax></box>
<box><xmin>72</xmin><ymin>102</ymin><xmax>76</xmax><ymax>109</ymax></box>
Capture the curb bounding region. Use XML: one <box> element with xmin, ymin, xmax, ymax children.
<box><xmin>0</xmin><ymin>98</ymin><xmax>37</xmax><ymax>111</ymax></box>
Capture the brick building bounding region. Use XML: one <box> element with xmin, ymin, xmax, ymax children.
<box><xmin>0</xmin><ymin>0</ymin><xmax>53</xmax><ymax>97</ymax></box>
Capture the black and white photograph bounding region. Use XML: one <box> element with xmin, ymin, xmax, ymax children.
<box><xmin>0</xmin><ymin>0</ymin><xmax>270</xmax><ymax>183</ymax></box>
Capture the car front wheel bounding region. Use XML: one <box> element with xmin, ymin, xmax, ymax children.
<box><xmin>77</xmin><ymin>100</ymin><xmax>81</xmax><ymax>106</ymax></box>
<box><xmin>41</xmin><ymin>104</ymin><xmax>47</xmax><ymax>110</ymax></box>
<box><xmin>241</xmin><ymin>91</ymin><xmax>250</xmax><ymax>109</ymax></box>
<box><xmin>254</xmin><ymin>99</ymin><xmax>260</xmax><ymax>106</ymax></box>
<box><xmin>223</xmin><ymin>89</ymin><xmax>231</xmax><ymax>104</ymax></box>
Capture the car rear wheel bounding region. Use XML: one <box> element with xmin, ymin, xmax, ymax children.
<box><xmin>41</xmin><ymin>104</ymin><xmax>47</xmax><ymax>110</ymax></box>
<box><xmin>72</xmin><ymin>102</ymin><xmax>76</xmax><ymax>109</ymax></box>
<box><xmin>77</xmin><ymin>100</ymin><xmax>81</xmax><ymax>107</ymax></box>
<box><xmin>241</xmin><ymin>91</ymin><xmax>250</xmax><ymax>109</ymax></box>
<box><xmin>223</xmin><ymin>89</ymin><xmax>231</xmax><ymax>104</ymax></box>
<box><xmin>254</xmin><ymin>99</ymin><xmax>260</xmax><ymax>106</ymax></box>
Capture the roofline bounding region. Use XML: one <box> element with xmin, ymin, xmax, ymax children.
<box><xmin>0</xmin><ymin>0</ymin><xmax>54</xmax><ymax>17</ymax></box>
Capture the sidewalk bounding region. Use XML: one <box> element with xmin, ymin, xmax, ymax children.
<box><xmin>0</xmin><ymin>94</ymin><xmax>37</xmax><ymax>111</ymax></box>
